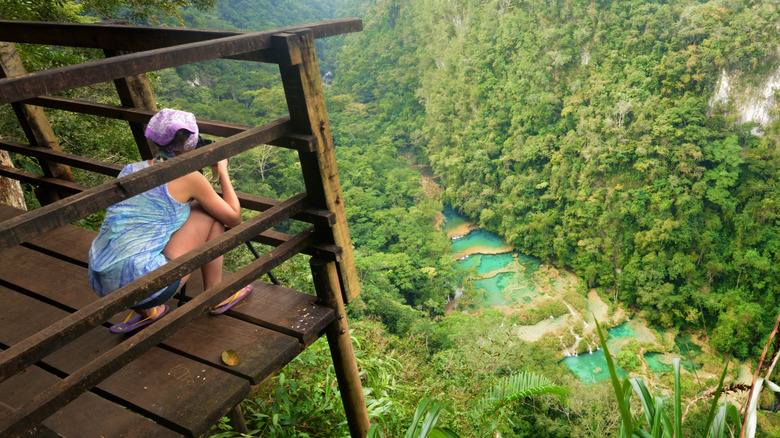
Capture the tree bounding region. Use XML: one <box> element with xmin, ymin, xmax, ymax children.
<box><xmin>0</xmin><ymin>0</ymin><xmax>216</xmax><ymax>22</ymax></box>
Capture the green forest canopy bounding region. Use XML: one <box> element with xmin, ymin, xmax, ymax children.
<box><xmin>335</xmin><ymin>0</ymin><xmax>780</xmax><ymax>359</ymax></box>
<box><xmin>4</xmin><ymin>0</ymin><xmax>780</xmax><ymax>362</ymax></box>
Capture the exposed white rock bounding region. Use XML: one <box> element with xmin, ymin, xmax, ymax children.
<box><xmin>710</xmin><ymin>64</ymin><xmax>780</xmax><ymax>135</ymax></box>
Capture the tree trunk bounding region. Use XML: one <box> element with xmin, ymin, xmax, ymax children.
<box><xmin>0</xmin><ymin>150</ymin><xmax>26</xmax><ymax>210</ymax></box>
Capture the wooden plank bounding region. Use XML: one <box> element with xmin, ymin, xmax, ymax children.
<box><xmin>0</xmin><ymin>247</ymin><xmax>95</xmax><ymax>311</ymax></box>
<box><xmin>184</xmin><ymin>274</ymin><xmax>335</xmax><ymax>345</ymax></box>
<box><xmin>0</xmin><ymin>204</ymin><xmax>20</xmax><ymax>221</ymax></box>
<box><xmin>43</xmin><ymin>388</ymin><xmax>184</xmax><ymax>438</ymax></box>
<box><xmin>0</xmin><ymin>361</ymin><xmax>181</xmax><ymax>438</ymax></box>
<box><xmin>0</xmin><ymin>19</ymin><xmax>363</xmax><ymax>52</ymax></box>
<box><xmin>46</xmin><ymin>336</ymin><xmax>249</xmax><ymax>437</ymax></box>
<box><xmin>0</xmin><ymin>286</ymin><xmax>243</xmax><ymax>437</ymax></box>
<box><xmin>275</xmin><ymin>31</ymin><xmax>361</xmax><ymax>304</ymax></box>
<box><xmin>0</xmin><ymin>283</ymin><xmax>250</xmax><ymax>437</ymax></box>
<box><xmin>162</xmin><ymin>301</ymin><xmax>303</xmax><ymax>385</ymax></box>
<box><xmin>0</xmin><ymin>118</ymin><xmax>294</xmax><ymax>251</ymax></box>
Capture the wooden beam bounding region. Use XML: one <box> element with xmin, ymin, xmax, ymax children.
<box><xmin>104</xmin><ymin>49</ymin><xmax>158</xmax><ymax>160</ymax></box>
<box><xmin>221</xmin><ymin>190</ymin><xmax>335</xmax><ymax>228</ymax></box>
<box><xmin>0</xmin><ymin>165</ymin><xmax>87</xmax><ymax>195</ymax></box>
<box><xmin>275</xmin><ymin>31</ymin><xmax>361</xmax><ymax>304</ymax></box>
<box><xmin>0</xmin><ymin>139</ymin><xmax>123</xmax><ymax>176</ymax></box>
<box><xmin>20</xmin><ymin>97</ymin><xmax>317</xmax><ymax>152</ymax></box>
<box><xmin>0</xmin><ymin>32</ymin><xmax>270</xmax><ymax>106</ymax></box>
<box><xmin>310</xmin><ymin>259</ymin><xmax>369</xmax><ymax>437</ymax></box>
<box><xmin>252</xmin><ymin>229</ymin><xmax>341</xmax><ymax>261</ymax></box>
<box><xmin>0</xmin><ymin>118</ymin><xmax>292</xmax><ymax>251</ymax></box>
<box><xmin>0</xmin><ymin>19</ymin><xmax>363</xmax><ymax>52</ymax></box>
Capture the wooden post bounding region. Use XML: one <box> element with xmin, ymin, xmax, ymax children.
<box><xmin>0</xmin><ymin>41</ymin><xmax>75</xmax><ymax>205</ymax></box>
<box><xmin>227</xmin><ymin>405</ymin><xmax>249</xmax><ymax>434</ymax></box>
<box><xmin>310</xmin><ymin>258</ymin><xmax>370</xmax><ymax>437</ymax></box>
<box><xmin>104</xmin><ymin>48</ymin><xmax>158</xmax><ymax>160</ymax></box>
<box><xmin>274</xmin><ymin>30</ymin><xmax>361</xmax><ymax>304</ymax></box>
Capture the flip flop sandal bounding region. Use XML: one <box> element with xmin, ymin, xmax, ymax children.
<box><xmin>210</xmin><ymin>284</ymin><xmax>253</xmax><ymax>315</ymax></box>
<box><xmin>109</xmin><ymin>305</ymin><xmax>169</xmax><ymax>334</ymax></box>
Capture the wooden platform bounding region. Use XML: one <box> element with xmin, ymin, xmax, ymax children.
<box><xmin>0</xmin><ymin>204</ymin><xmax>335</xmax><ymax>437</ymax></box>
<box><xmin>0</xmin><ymin>18</ymin><xmax>370</xmax><ymax>437</ymax></box>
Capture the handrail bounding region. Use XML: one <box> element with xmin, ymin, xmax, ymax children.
<box><xmin>0</xmin><ymin>32</ymin><xmax>274</xmax><ymax>106</ymax></box>
<box><xmin>16</xmin><ymin>97</ymin><xmax>317</xmax><ymax>151</ymax></box>
<box><xmin>0</xmin><ymin>117</ymin><xmax>292</xmax><ymax>251</ymax></box>
<box><xmin>0</xmin><ymin>19</ymin><xmax>362</xmax><ymax>106</ymax></box>
<box><xmin>0</xmin><ymin>18</ymin><xmax>362</xmax><ymax>52</ymax></box>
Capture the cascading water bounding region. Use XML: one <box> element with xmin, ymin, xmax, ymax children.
<box><xmin>442</xmin><ymin>206</ymin><xmax>666</xmax><ymax>383</ymax></box>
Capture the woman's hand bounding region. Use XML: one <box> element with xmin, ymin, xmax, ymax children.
<box><xmin>170</xmin><ymin>158</ymin><xmax>242</xmax><ymax>227</ymax></box>
<box><xmin>211</xmin><ymin>159</ymin><xmax>229</xmax><ymax>183</ymax></box>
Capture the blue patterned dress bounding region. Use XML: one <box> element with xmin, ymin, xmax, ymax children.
<box><xmin>88</xmin><ymin>159</ymin><xmax>191</xmax><ymax>307</ymax></box>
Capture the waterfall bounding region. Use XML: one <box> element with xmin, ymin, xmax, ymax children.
<box><xmin>569</xmin><ymin>328</ymin><xmax>583</xmax><ymax>356</ymax></box>
<box><xmin>560</xmin><ymin>336</ymin><xmax>571</xmax><ymax>356</ymax></box>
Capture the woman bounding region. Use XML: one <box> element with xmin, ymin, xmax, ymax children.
<box><xmin>88</xmin><ymin>108</ymin><xmax>253</xmax><ymax>334</ymax></box>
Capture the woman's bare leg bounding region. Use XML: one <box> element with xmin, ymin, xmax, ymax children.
<box><xmin>161</xmin><ymin>202</ymin><xmax>241</xmax><ymax>309</ymax></box>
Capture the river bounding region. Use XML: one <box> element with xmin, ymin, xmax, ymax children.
<box><xmin>442</xmin><ymin>206</ymin><xmax>712</xmax><ymax>384</ymax></box>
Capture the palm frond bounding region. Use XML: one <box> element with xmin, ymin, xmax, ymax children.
<box><xmin>704</xmin><ymin>356</ymin><xmax>731</xmax><ymax>437</ymax></box>
<box><xmin>480</xmin><ymin>371</ymin><xmax>568</xmax><ymax>411</ymax></box>
<box><xmin>595</xmin><ymin>317</ymin><xmax>634</xmax><ymax>437</ymax></box>
<box><xmin>673</xmin><ymin>358</ymin><xmax>682</xmax><ymax>438</ymax></box>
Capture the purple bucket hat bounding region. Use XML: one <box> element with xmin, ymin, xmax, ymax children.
<box><xmin>144</xmin><ymin>108</ymin><xmax>199</xmax><ymax>155</ymax></box>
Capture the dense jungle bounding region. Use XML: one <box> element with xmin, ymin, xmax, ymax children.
<box><xmin>3</xmin><ymin>0</ymin><xmax>780</xmax><ymax>436</ymax></box>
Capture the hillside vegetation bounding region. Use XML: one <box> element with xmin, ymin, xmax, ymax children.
<box><xmin>335</xmin><ymin>0</ymin><xmax>780</xmax><ymax>359</ymax></box>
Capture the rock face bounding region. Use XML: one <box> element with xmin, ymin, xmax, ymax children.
<box><xmin>710</xmin><ymin>64</ymin><xmax>780</xmax><ymax>134</ymax></box>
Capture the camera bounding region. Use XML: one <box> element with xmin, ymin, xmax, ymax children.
<box><xmin>196</xmin><ymin>135</ymin><xmax>214</xmax><ymax>149</ymax></box>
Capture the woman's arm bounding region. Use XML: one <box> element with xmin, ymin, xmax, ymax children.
<box><xmin>169</xmin><ymin>160</ymin><xmax>242</xmax><ymax>227</ymax></box>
